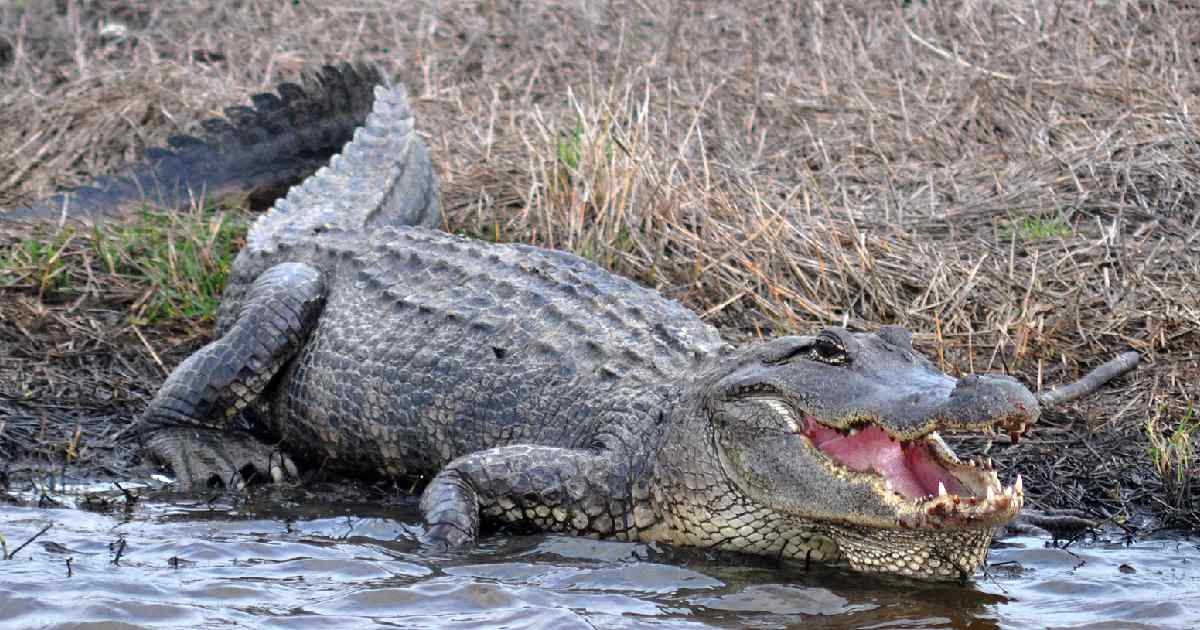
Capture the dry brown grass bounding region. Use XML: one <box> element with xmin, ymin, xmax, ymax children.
<box><xmin>1</xmin><ymin>1</ymin><xmax>1198</xmax><ymax>526</ymax></box>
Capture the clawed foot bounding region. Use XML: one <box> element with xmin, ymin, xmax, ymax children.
<box><xmin>421</xmin><ymin>521</ymin><xmax>475</xmax><ymax>550</ymax></box>
<box><xmin>419</xmin><ymin>468</ymin><xmax>480</xmax><ymax>550</ymax></box>
<box><xmin>142</xmin><ymin>427</ymin><xmax>299</xmax><ymax>491</ymax></box>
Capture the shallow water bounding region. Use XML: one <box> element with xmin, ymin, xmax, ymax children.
<box><xmin>0</xmin><ymin>487</ymin><xmax>1197</xmax><ymax>629</ymax></box>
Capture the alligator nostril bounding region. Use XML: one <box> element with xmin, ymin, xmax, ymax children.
<box><xmin>956</xmin><ymin>375</ymin><xmax>980</xmax><ymax>389</ymax></box>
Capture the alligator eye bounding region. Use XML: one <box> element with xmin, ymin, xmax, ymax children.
<box><xmin>809</xmin><ymin>336</ymin><xmax>848</xmax><ymax>365</ymax></box>
<box><xmin>762</xmin><ymin>335</ymin><xmax>848</xmax><ymax>366</ymax></box>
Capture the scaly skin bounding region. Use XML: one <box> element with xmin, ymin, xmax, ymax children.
<box><xmin>2</xmin><ymin>63</ymin><xmax>380</xmax><ymax>224</ymax></box>
<box><xmin>133</xmin><ymin>80</ymin><xmax>1039</xmax><ymax>581</ymax></box>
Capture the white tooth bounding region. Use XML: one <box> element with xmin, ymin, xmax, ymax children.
<box><xmin>986</xmin><ymin>486</ymin><xmax>995</xmax><ymax>502</ymax></box>
<box><xmin>1005</xmin><ymin>484</ymin><xmax>1014</xmax><ymax>498</ymax></box>
<box><xmin>938</xmin><ymin>481</ymin><xmax>947</xmax><ymax>498</ymax></box>
<box><xmin>765</xmin><ymin>399</ymin><xmax>793</xmax><ymax>422</ymax></box>
<box><xmin>986</xmin><ymin>458</ymin><xmax>993</xmax><ymax>470</ymax></box>
<box><xmin>885</xmin><ymin>479</ymin><xmax>894</xmax><ymax>492</ymax></box>
<box><xmin>847</xmin><ymin>427</ymin><xmax>859</xmax><ymax>436</ymax></box>
<box><xmin>1015</xmin><ymin>474</ymin><xmax>1023</xmax><ymax>495</ymax></box>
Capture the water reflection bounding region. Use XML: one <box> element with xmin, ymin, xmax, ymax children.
<box><xmin>0</xmin><ymin>492</ymin><xmax>1196</xmax><ymax>629</ymax></box>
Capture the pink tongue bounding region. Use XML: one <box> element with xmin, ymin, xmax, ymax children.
<box><xmin>804</xmin><ymin>419</ymin><xmax>961</xmax><ymax>499</ymax></box>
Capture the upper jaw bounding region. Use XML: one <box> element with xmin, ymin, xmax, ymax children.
<box><xmin>801</xmin><ymin>372</ymin><xmax>1041</xmax><ymax>444</ymax></box>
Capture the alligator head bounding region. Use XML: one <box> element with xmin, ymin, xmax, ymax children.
<box><xmin>654</xmin><ymin>326</ymin><xmax>1038</xmax><ymax>581</ymax></box>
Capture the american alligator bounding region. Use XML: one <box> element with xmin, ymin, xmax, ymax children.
<box><xmin>132</xmin><ymin>78</ymin><xmax>1040</xmax><ymax>581</ymax></box>
<box><xmin>2</xmin><ymin>63</ymin><xmax>380</xmax><ymax>224</ymax></box>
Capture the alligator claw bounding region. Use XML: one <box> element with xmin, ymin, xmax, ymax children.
<box><xmin>142</xmin><ymin>427</ymin><xmax>298</xmax><ymax>491</ymax></box>
<box><xmin>421</xmin><ymin>522</ymin><xmax>475</xmax><ymax>550</ymax></box>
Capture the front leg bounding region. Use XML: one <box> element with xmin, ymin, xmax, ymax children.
<box><xmin>420</xmin><ymin>445</ymin><xmax>659</xmax><ymax>546</ymax></box>
<box><xmin>137</xmin><ymin>262</ymin><xmax>325</xmax><ymax>490</ymax></box>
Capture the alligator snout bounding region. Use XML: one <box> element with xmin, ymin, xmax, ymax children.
<box><xmin>954</xmin><ymin>374</ymin><xmax>981</xmax><ymax>389</ymax></box>
<box><xmin>952</xmin><ymin>372</ymin><xmax>1026</xmax><ymax>393</ymax></box>
<box><xmin>942</xmin><ymin>372</ymin><xmax>1040</xmax><ymax>440</ymax></box>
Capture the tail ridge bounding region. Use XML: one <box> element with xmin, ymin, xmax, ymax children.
<box><xmin>246</xmin><ymin>83</ymin><xmax>442</xmax><ymax>251</ymax></box>
<box><xmin>3</xmin><ymin>62</ymin><xmax>383</xmax><ymax>223</ymax></box>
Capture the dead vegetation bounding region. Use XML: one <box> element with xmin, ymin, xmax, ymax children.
<box><xmin>1</xmin><ymin>1</ymin><xmax>1197</xmax><ymax>528</ymax></box>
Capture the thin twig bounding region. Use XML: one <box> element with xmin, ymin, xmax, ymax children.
<box><xmin>130</xmin><ymin>323</ymin><xmax>168</xmax><ymax>377</ymax></box>
<box><xmin>7</xmin><ymin>523</ymin><xmax>52</xmax><ymax>560</ymax></box>
<box><xmin>111</xmin><ymin>537</ymin><xmax>127</xmax><ymax>566</ymax></box>
<box><xmin>904</xmin><ymin>25</ymin><xmax>1016</xmax><ymax>81</ymax></box>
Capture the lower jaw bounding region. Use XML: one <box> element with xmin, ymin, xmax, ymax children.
<box><xmin>824</xmin><ymin>521</ymin><xmax>994</xmax><ymax>581</ymax></box>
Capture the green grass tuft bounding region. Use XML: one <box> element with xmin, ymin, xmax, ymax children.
<box><xmin>91</xmin><ymin>208</ymin><xmax>249</xmax><ymax>325</ymax></box>
<box><xmin>1001</xmin><ymin>212</ymin><xmax>1072</xmax><ymax>242</ymax></box>
<box><xmin>3</xmin><ymin>205</ymin><xmax>250</xmax><ymax>328</ymax></box>
<box><xmin>556</xmin><ymin>121</ymin><xmax>586</xmax><ymax>173</ymax></box>
<box><xmin>3</xmin><ymin>227</ymin><xmax>72</xmax><ymax>296</ymax></box>
<box><xmin>1145</xmin><ymin>406</ymin><xmax>1198</xmax><ymax>510</ymax></box>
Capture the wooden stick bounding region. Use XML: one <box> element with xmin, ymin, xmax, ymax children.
<box><xmin>6</xmin><ymin>523</ymin><xmax>52</xmax><ymax>560</ymax></box>
<box><xmin>1038</xmin><ymin>351</ymin><xmax>1141</xmax><ymax>407</ymax></box>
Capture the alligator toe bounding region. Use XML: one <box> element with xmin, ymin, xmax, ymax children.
<box><xmin>143</xmin><ymin>427</ymin><xmax>297</xmax><ymax>491</ymax></box>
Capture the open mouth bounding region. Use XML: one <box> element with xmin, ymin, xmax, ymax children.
<box><xmin>762</xmin><ymin>399</ymin><xmax>1026</xmax><ymax>528</ymax></box>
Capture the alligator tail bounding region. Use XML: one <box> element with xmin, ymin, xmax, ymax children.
<box><xmin>2</xmin><ymin>62</ymin><xmax>382</xmax><ymax>223</ymax></box>
<box><xmin>246</xmin><ymin>83</ymin><xmax>442</xmax><ymax>250</ymax></box>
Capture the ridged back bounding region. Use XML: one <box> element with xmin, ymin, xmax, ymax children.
<box><xmin>265</xmin><ymin>226</ymin><xmax>727</xmax><ymax>471</ymax></box>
